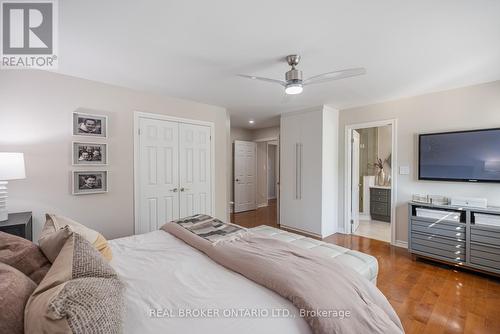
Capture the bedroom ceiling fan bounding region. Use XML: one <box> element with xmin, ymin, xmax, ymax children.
<box><xmin>238</xmin><ymin>55</ymin><xmax>366</xmax><ymax>95</ymax></box>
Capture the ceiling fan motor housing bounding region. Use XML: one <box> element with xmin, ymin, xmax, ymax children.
<box><xmin>286</xmin><ymin>68</ymin><xmax>303</xmax><ymax>84</ymax></box>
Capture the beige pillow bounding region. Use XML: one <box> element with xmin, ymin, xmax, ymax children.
<box><xmin>40</xmin><ymin>214</ymin><xmax>112</xmax><ymax>261</ymax></box>
<box><xmin>25</xmin><ymin>232</ymin><xmax>123</xmax><ymax>334</ymax></box>
<box><xmin>0</xmin><ymin>263</ymin><xmax>37</xmax><ymax>334</ymax></box>
<box><xmin>0</xmin><ymin>231</ymin><xmax>51</xmax><ymax>284</ymax></box>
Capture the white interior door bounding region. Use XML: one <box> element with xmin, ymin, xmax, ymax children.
<box><xmin>138</xmin><ymin>118</ymin><xmax>179</xmax><ymax>234</ymax></box>
<box><xmin>179</xmin><ymin>123</ymin><xmax>212</xmax><ymax>217</ymax></box>
<box><xmin>234</xmin><ymin>140</ymin><xmax>256</xmax><ymax>213</ymax></box>
<box><xmin>351</xmin><ymin>130</ymin><xmax>360</xmax><ymax>233</ymax></box>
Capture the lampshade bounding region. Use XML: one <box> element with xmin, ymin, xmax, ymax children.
<box><xmin>0</xmin><ymin>153</ymin><xmax>26</xmax><ymax>180</ymax></box>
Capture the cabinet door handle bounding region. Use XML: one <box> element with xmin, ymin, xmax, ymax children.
<box><xmin>295</xmin><ymin>143</ymin><xmax>302</xmax><ymax>199</ymax></box>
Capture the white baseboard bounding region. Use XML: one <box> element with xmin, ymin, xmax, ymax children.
<box><xmin>267</xmin><ymin>196</ymin><xmax>277</xmax><ymax>200</ymax></box>
<box><xmin>280</xmin><ymin>224</ymin><xmax>323</xmax><ymax>239</ymax></box>
<box><xmin>393</xmin><ymin>240</ymin><xmax>408</xmax><ymax>249</ymax></box>
<box><xmin>257</xmin><ymin>203</ymin><xmax>268</xmax><ymax>208</ymax></box>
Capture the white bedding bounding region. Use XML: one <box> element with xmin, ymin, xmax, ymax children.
<box><xmin>109</xmin><ymin>230</ymin><xmax>311</xmax><ymax>334</ymax></box>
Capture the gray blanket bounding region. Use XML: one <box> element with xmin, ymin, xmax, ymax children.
<box><xmin>162</xmin><ymin>220</ymin><xmax>404</xmax><ymax>334</ymax></box>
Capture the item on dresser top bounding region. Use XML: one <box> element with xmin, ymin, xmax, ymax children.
<box><xmin>25</xmin><ymin>230</ymin><xmax>123</xmax><ymax>334</ymax></box>
<box><xmin>40</xmin><ymin>213</ymin><xmax>112</xmax><ymax>262</ymax></box>
<box><xmin>412</xmin><ymin>194</ymin><xmax>430</xmax><ymax>203</ymax></box>
<box><xmin>429</xmin><ymin>195</ymin><xmax>449</xmax><ymax>205</ymax></box>
<box><xmin>415</xmin><ymin>208</ymin><xmax>460</xmax><ymax>222</ymax></box>
<box><xmin>451</xmin><ymin>196</ymin><xmax>488</xmax><ymax>208</ymax></box>
<box><xmin>474</xmin><ymin>213</ymin><xmax>500</xmax><ymax>227</ymax></box>
<box><xmin>0</xmin><ymin>231</ymin><xmax>51</xmax><ymax>284</ymax></box>
<box><xmin>0</xmin><ymin>262</ymin><xmax>37</xmax><ymax>334</ymax></box>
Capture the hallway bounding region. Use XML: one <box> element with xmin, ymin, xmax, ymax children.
<box><xmin>231</xmin><ymin>199</ymin><xmax>278</xmax><ymax>229</ymax></box>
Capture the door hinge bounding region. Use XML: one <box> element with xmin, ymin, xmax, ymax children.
<box><xmin>138</xmin><ymin>128</ymin><xmax>142</xmax><ymax>135</ymax></box>
<box><xmin>350</xmin><ymin>219</ymin><xmax>354</xmax><ymax>225</ymax></box>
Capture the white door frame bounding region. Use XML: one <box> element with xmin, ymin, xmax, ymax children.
<box><xmin>133</xmin><ymin>111</ymin><xmax>215</xmax><ymax>234</ymax></box>
<box><xmin>233</xmin><ymin>140</ymin><xmax>257</xmax><ymax>212</ymax></box>
<box><xmin>344</xmin><ymin>119</ymin><xmax>398</xmax><ymax>246</ymax></box>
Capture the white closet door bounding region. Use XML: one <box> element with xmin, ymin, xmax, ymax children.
<box><xmin>234</xmin><ymin>140</ymin><xmax>256</xmax><ymax>213</ymax></box>
<box><xmin>179</xmin><ymin>123</ymin><xmax>212</xmax><ymax>217</ymax></box>
<box><xmin>138</xmin><ymin>118</ymin><xmax>179</xmax><ymax>234</ymax></box>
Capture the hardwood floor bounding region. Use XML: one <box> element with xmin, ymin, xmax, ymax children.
<box><xmin>232</xmin><ymin>202</ymin><xmax>500</xmax><ymax>334</ymax></box>
<box><xmin>231</xmin><ymin>199</ymin><xmax>278</xmax><ymax>229</ymax></box>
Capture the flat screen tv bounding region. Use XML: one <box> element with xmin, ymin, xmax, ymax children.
<box><xmin>419</xmin><ymin>128</ymin><xmax>500</xmax><ymax>183</ymax></box>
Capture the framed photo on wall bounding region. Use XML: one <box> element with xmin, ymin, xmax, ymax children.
<box><xmin>72</xmin><ymin>142</ymin><xmax>108</xmax><ymax>165</ymax></box>
<box><xmin>73</xmin><ymin>112</ymin><xmax>108</xmax><ymax>138</ymax></box>
<box><xmin>72</xmin><ymin>171</ymin><xmax>108</xmax><ymax>195</ymax></box>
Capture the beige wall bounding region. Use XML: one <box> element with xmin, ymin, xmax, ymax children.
<box><xmin>256</xmin><ymin>142</ymin><xmax>268</xmax><ymax>207</ymax></box>
<box><xmin>377</xmin><ymin>125</ymin><xmax>392</xmax><ymax>177</ymax></box>
<box><xmin>252</xmin><ymin>126</ymin><xmax>279</xmax><ymax>141</ymax></box>
<box><xmin>338</xmin><ymin>80</ymin><xmax>500</xmax><ymax>243</ymax></box>
<box><xmin>0</xmin><ymin>71</ymin><xmax>229</xmax><ymax>240</ymax></box>
<box><xmin>230</xmin><ymin>127</ymin><xmax>253</xmax><ymax>143</ymax></box>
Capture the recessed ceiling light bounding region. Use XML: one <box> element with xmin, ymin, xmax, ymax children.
<box><xmin>249</xmin><ymin>120</ymin><xmax>255</xmax><ymax>124</ymax></box>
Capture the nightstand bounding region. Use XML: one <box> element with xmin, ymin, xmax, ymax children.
<box><xmin>0</xmin><ymin>212</ymin><xmax>33</xmax><ymax>241</ymax></box>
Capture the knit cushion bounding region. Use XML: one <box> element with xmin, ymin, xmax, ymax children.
<box><xmin>25</xmin><ymin>231</ymin><xmax>123</xmax><ymax>334</ymax></box>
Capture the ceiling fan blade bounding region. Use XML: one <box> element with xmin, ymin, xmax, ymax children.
<box><xmin>303</xmin><ymin>67</ymin><xmax>366</xmax><ymax>85</ymax></box>
<box><xmin>237</xmin><ymin>74</ymin><xmax>286</xmax><ymax>87</ymax></box>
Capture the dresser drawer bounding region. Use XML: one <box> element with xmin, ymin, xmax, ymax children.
<box><xmin>372</xmin><ymin>194</ymin><xmax>388</xmax><ymax>203</ymax></box>
<box><xmin>371</xmin><ymin>202</ymin><xmax>388</xmax><ymax>216</ymax></box>
<box><xmin>411</xmin><ymin>233</ymin><xmax>465</xmax><ymax>262</ymax></box>
<box><xmin>411</xmin><ymin>220</ymin><xmax>465</xmax><ymax>240</ymax></box>
<box><xmin>470</xmin><ymin>254</ymin><xmax>500</xmax><ymax>270</ymax></box>
<box><xmin>470</xmin><ymin>225</ymin><xmax>500</xmax><ymax>247</ymax></box>
<box><xmin>412</xmin><ymin>232</ymin><xmax>465</xmax><ymax>251</ymax></box>
<box><xmin>370</xmin><ymin>188</ymin><xmax>390</xmax><ymax>197</ymax></box>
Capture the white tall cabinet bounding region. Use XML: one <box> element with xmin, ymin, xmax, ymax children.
<box><xmin>280</xmin><ymin>106</ymin><xmax>338</xmax><ymax>238</ymax></box>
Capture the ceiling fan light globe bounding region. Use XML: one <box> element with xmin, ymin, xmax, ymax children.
<box><xmin>285</xmin><ymin>84</ymin><xmax>303</xmax><ymax>95</ymax></box>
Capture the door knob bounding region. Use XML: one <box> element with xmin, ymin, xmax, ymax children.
<box><xmin>235</xmin><ymin>178</ymin><xmax>240</xmax><ymax>182</ymax></box>
<box><xmin>180</xmin><ymin>187</ymin><xmax>189</xmax><ymax>192</ymax></box>
<box><xmin>171</xmin><ymin>188</ymin><xmax>178</xmax><ymax>192</ymax></box>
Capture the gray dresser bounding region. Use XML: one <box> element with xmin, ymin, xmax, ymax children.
<box><xmin>370</xmin><ymin>187</ymin><xmax>391</xmax><ymax>222</ymax></box>
<box><xmin>408</xmin><ymin>202</ymin><xmax>500</xmax><ymax>276</ymax></box>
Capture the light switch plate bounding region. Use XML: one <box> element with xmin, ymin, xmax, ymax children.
<box><xmin>399</xmin><ymin>165</ymin><xmax>410</xmax><ymax>175</ymax></box>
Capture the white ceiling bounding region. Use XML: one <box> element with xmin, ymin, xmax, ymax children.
<box><xmin>57</xmin><ymin>1</ymin><xmax>500</xmax><ymax>128</ymax></box>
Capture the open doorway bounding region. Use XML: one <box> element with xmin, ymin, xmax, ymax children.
<box><xmin>230</xmin><ymin>126</ymin><xmax>280</xmax><ymax>228</ymax></box>
<box><xmin>346</xmin><ymin>120</ymin><xmax>396</xmax><ymax>244</ymax></box>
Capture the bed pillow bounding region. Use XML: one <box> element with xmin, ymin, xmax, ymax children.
<box><xmin>0</xmin><ymin>262</ymin><xmax>37</xmax><ymax>334</ymax></box>
<box><xmin>25</xmin><ymin>232</ymin><xmax>123</xmax><ymax>334</ymax></box>
<box><xmin>0</xmin><ymin>231</ymin><xmax>51</xmax><ymax>284</ymax></box>
<box><xmin>40</xmin><ymin>214</ymin><xmax>112</xmax><ymax>261</ymax></box>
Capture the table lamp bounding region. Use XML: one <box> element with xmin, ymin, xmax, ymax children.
<box><xmin>0</xmin><ymin>153</ymin><xmax>26</xmax><ymax>221</ymax></box>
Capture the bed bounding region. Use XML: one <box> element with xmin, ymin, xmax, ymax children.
<box><xmin>109</xmin><ymin>225</ymin><xmax>380</xmax><ymax>334</ymax></box>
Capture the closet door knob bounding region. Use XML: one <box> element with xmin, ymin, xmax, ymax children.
<box><xmin>171</xmin><ymin>188</ymin><xmax>178</xmax><ymax>192</ymax></box>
